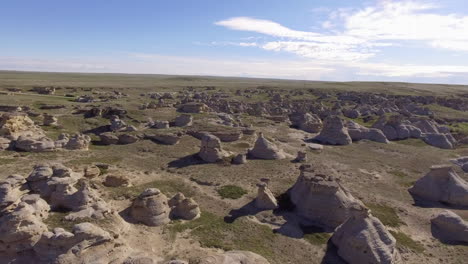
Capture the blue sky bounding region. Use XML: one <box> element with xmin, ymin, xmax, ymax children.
<box><xmin>3</xmin><ymin>0</ymin><xmax>468</xmax><ymax>83</ymax></box>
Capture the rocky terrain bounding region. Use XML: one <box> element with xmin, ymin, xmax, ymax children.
<box><xmin>0</xmin><ymin>71</ymin><xmax>467</xmax><ymax>264</ymax></box>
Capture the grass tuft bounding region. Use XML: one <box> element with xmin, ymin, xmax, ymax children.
<box><xmin>217</xmin><ymin>185</ymin><xmax>247</xmax><ymax>199</ymax></box>
<box><xmin>389</xmin><ymin>230</ymin><xmax>425</xmax><ymax>253</ymax></box>
<box><xmin>366</xmin><ymin>203</ymin><xmax>405</xmax><ymax>227</ymax></box>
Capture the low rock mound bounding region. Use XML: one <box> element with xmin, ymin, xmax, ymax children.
<box><xmin>248</xmin><ymin>132</ymin><xmax>286</xmax><ymax>160</ymax></box>
<box><xmin>346</xmin><ymin>120</ymin><xmax>389</xmax><ymax>143</ymax></box>
<box><xmin>168</xmin><ymin>192</ymin><xmax>200</xmax><ymax>220</ymax></box>
<box><xmin>288</xmin><ymin>165</ymin><xmax>365</xmax><ymax>229</ymax></box>
<box><xmin>314</xmin><ymin>116</ymin><xmax>352</xmax><ymax>145</ymax></box>
<box><xmin>431</xmin><ymin>210</ymin><xmax>468</xmax><ymax>244</ymax></box>
<box><xmin>408</xmin><ymin>165</ymin><xmax>468</xmax><ymax>207</ymax></box>
<box><xmin>331</xmin><ymin>210</ymin><xmax>400</xmax><ymax>264</ymax></box>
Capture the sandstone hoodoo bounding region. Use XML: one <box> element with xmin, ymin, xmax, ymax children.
<box><xmin>198</xmin><ymin>133</ymin><xmax>228</xmax><ymax>163</ymax></box>
<box><xmin>408</xmin><ymin>165</ymin><xmax>468</xmax><ymax>207</ymax></box>
<box><xmin>288</xmin><ymin>165</ymin><xmax>365</xmax><ymax>229</ymax></box>
<box><xmin>168</xmin><ymin>192</ymin><xmax>201</xmax><ymax>220</ymax></box>
<box><xmin>248</xmin><ymin>132</ymin><xmax>286</xmax><ymax>160</ymax></box>
<box><xmin>331</xmin><ymin>209</ymin><xmax>401</xmax><ymax>264</ymax></box>
<box><xmin>254</xmin><ymin>181</ymin><xmax>278</xmax><ymax>210</ymax></box>
<box><xmin>289</xmin><ymin>112</ymin><xmax>323</xmax><ymax>133</ymax></box>
<box><xmin>431</xmin><ymin>210</ymin><xmax>468</xmax><ymax>244</ymax></box>
<box><xmin>130</xmin><ymin>188</ymin><xmax>171</xmax><ymax>226</ymax></box>
<box><xmin>314</xmin><ymin>115</ymin><xmax>352</xmax><ymax>145</ymax></box>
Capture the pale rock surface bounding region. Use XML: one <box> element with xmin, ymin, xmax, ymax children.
<box><xmin>346</xmin><ymin>120</ymin><xmax>389</xmax><ymax>143</ymax></box>
<box><xmin>331</xmin><ymin>209</ymin><xmax>401</xmax><ymax>264</ymax></box>
<box><xmin>314</xmin><ymin>116</ymin><xmax>352</xmax><ymax>145</ymax></box>
<box><xmin>248</xmin><ymin>132</ymin><xmax>286</xmax><ymax>160</ymax></box>
<box><xmin>130</xmin><ymin>188</ymin><xmax>171</xmax><ymax>226</ymax></box>
<box><xmin>198</xmin><ymin>134</ymin><xmax>228</xmax><ymax>163</ymax></box>
<box><xmin>408</xmin><ymin>165</ymin><xmax>468</xmax><ymax>207</ymax></box>
<box><xmin>431</xmin><ymin>210</ymin><xmax>468</xmax><ymax>243</ymax></box>
<box><xmin>254</xmin><ymin>182</ymin><xmax>278</xmax><ymax>210</ymax></box>
<box><xmin>289</xmin><ymin>165</ymin><xmax>365</xmax><ymax>229</ymax></box>
<box><xmin>168</xmin><ymin>192</ymin><xmax>200</xmax><ymax>220</ymax></box>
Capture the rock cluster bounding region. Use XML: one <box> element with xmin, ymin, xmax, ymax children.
<box><xmin>289</xmin><ymin>112</ymin><xmax>323</xmax><ymax>133</ymax></box>
<box><xmin>346</xmin><ymin>120</ymin><xmax>389</xmax><ymax>143</ymax></box>
<box><xmin>130</xmin><ymin>188</ymin><xmax>200</xmax><ymax>226</ymax></box>
<box><xmin>408</xmin><ymin>165</ymin><xmax>468</xmax><ymax>207</ymax></box>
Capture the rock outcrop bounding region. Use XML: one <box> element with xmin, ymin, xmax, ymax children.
<box><xmin>174</xmin><ymin>114</ymin><xmax>193</xmax><ymax>127</ymax></box>
<box><xmin>408</xmin><ymin>165</ymin><xmax>468</xmax><ymax>207</ymax></box>
<box><xmin>314</xmin><ymin>116</ymin><xmax>352</xmax><ymax>145</ymax></box>
<box><xmin>130</xmin><ymin>188</ymin><xmax>171</xmax><ymax>226</ymax></box>
<box><xmin>431</xmin><ymin>210</ymin><xmax>468</xmax><ymax>244</ymax></box>
<box><xmin>198</xmin><ymin>134</ymin><xmax>228</xmax><ymax>163</ymax></box>
<box><xmin>289</xmin><ymin>112</ymin><xmax>322</xmax><ymax>133</ymax></box>
<box><xmin>168</xmin><ymin>192</ymin><xmax>200</xmax><ymax>220</ymax></box>
<box><xmin>331</xmin><ymin>209</ymin><xmax>400</xmax><ymax>264</ymax></box>
<box><xmin>248</xmin><ymin>133</ymin><xmax>286</xmax><ymax>160</ymax></box>
<box><xmin>254</xmin><ymin>182</ymin><xmax>278</xmax><ymax>210</ymax></box>
<box><xmin>289</xmin><ymin>165</ymin><xmax>365</xmax><ymax>229</ymax></box>
<box><xmin>346</xmin><ymin>120</ymin><xmax>389</xmax><ymax>143</ymax></box>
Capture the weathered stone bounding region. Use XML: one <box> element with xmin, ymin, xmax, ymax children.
<box><xmin>198</xmin><ymin>134</ymin><xmax>228</xmax><ymax>163</ymax></box>
<box><xmin>248</xmin><ymin>133</ymin><xmax>286</xmax><ymax>160</ymax></box>
<box><xmin>254</xmin><ymin>182</ymin><xmax>278</xmax><ymax>210</ymax></box>
<box><xmin>130</xmin><ymin>188</ymin><xmax>171</xmax><ymax>226</ymax></box>
<box><xmin>314</xmin><ymin>116</ymin><xmax>352</xmax><ymax>145</ymax></box>
<box><xmin>431</xmin><ymin>210</ymin><xmax>468</xmax><ymax>243</ymax></box>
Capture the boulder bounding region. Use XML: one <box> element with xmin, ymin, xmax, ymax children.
<box><xmin>15</xmin><ymin>136</ymin><xmax>56</xmax><ymax>152</ymax></box>
<box><xmin>118</xmin><ymin>134</ymin><xmax>139</xmax><ymax>145</ymax></box>
<box><xmin>100</xmin><ymin>132</ymin><xmax>119</xmax><ymax>145</ymax></box>
<box><xmin>0</xmin><ymin>137</ymin><xmax>12</xmax><ymax>151</ymax></box>
<box><xmin>0</xmin><ymin>174</ymin><xmax>27</xmax><ymax>210</ymax></box>
<box><xmin>152</xmin><ymin>121</ymin><xmax>170</xmax><ymax>129</ymax></box>
<box><xmin>84</xmin><ymin>165</ymin><xmax>101</xmax><ymax>178</ymax></box>
<box><xmin>431</xmin><ymin>210</ymin><xmax>468</xmax><ymax>243</ymax></box>
<box><xmin>0</xmin><ymin>113</ymin><xmax>45</xmax><ymax>140</ymax></box>
<box><xmin>289</xmin><ymin>165</ymin><xmax>365</xmax><ymax>229</ymax></box>
<box><xmin>198</xmin><ymin>134</ymin><xmax>228</xmax><ymax>163</ymax></box>
<box><xmin>346</xmin><ymin>121</ymin><xmax>389</xmax><ymax>143</ymax></box>
<box><xmin>178</xmin><ymin>103</ymin><xmax>209</xmax><ymax>113</ymax></box>
<box><xmin>168</xmin><ymin>192</ymin><xmax>200</xmax><ymax>220</ymax></box>
<box><xmin>289</xmin><ymin>112</ymin><xmax>323</xmax><ymax>133</ymax></box>
<box><xmin>248</xmin><ymin>133</ymin><xmax>286</xmax><ymax>160</ymax></box>
<box><xmin>130</xmin><ymin>188</ymin><xmax>171</xmax><ymax>226</ymax></box>
<box><xmin>422</xmin><ymin>133</ymin><xmax>455</xmax><ymax>149</ymax></box>
<box><xmin>64</xmin><ymin>133</ymin><xmax>91</xmax><ymax>150</ymax></box>
<box><xmin>331</xmin><ymin>210</ymin><xmax>400</xmax><ymax>264</ymax></box>
<box><xmin>314</xmin><ymin>116</ymin><xmax>352</xmax><ymax>145</ymax></box>
<box><xmin>174</xmin><ymin>114</ymin><xmax>193</xmax><ymax>127</ymax></box>
<box><xmin>43</xmin><ymin>113</ymin><xmax>58</xmax><ymax>126</ymax></box>
<box><xmin>232</xmin><ymin>153</ymin><xmax>247</xmax><ymax>165</ymax></box>
<box><xmin>103</xmin><ymin>175</ymin><xmax>131</xmax><ymax>187</ymax></box>
<box><xmin>293</xmin><ymin>151</ymin><xmax>307</xmax><ymax>162</ymax></box>
<box><xmin>145</xmin><ymin>133</ymin><xmax>182</xmax><ymax>145</ymax></box>
<box><xmin>408</xmin><ymin>165</ymin><xmax>468</xmax><ymax>207</ymax></box>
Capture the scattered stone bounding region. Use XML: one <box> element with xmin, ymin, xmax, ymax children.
<box><xmin>178</xmin><ymin>103</ymin><xmax>209</xmax><ymax>113</ymax></box>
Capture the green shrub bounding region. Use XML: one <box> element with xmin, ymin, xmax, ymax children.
<box><xmin>217</xmin><ymin>185</ymin><xmax>247</xmax><ymax>199</ymax></box>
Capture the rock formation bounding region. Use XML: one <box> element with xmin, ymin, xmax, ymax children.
<box><xmin>331</xmin><ymin>209</ymin><xmax>400</xmax><ymax>264</ymax></box>
<box><xmin>198</xmin><ymin>134</ymin><xmax>228</xmax><ymax>163</ymax></box>
<box><xmin>346</xmin><ymin>120</ymin><xmax>389</xmax><ymax>143</ymax></box>
<box><xmin>431</xmin><ymin>210</ymin><xmax>468</xmax><ymax>244</ymax></box>
<box><xmin>408</xmin><ymin>165</ymin><xmax>468</xmax><ymax>207</ymax></box>
<box><xmin>200</xmin><ymin>251</ymin><xmax>270</xmax><ymax>264</ymax></box>
<box><xmin>130</xmin><ymin>188</ymin><xmax>171</xmax><ymax>226</ymax></box>
<box><xmin>43</xmin><ymin>113</ymin><xmax>58</xmax><ymax>126</ymax></box>
<box><xmin>289</xmin><ymin>165</ymin><xmax>365</xmax><ymax>229</ymax></box>
<box><xmin>248</xmin><ymin>132</ymin><xmax>286</xmax><ymax>160</ymax></box>
<box><xmin>174</xmin><ymin>114</ymin><xmax>193</xmax><ymax>127</ymax></box>
<box><xmin>314</xmin><ymin>116</ymin><xmax>352</xmax><ymax>145</ymax></box>
<box><xmin>254</xmin><ymin>181</ymin><xmax>278</xmax><ymax>210</ymax></box>
<box><xmin>289</xmin><ymin>112</ymin><xmax>323</xmax><ymax>133</ymax></box>
<box><xmin>168</xmin><ymin>192</ymin><xmax>200</xmax><ymax>220</ymax></box>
